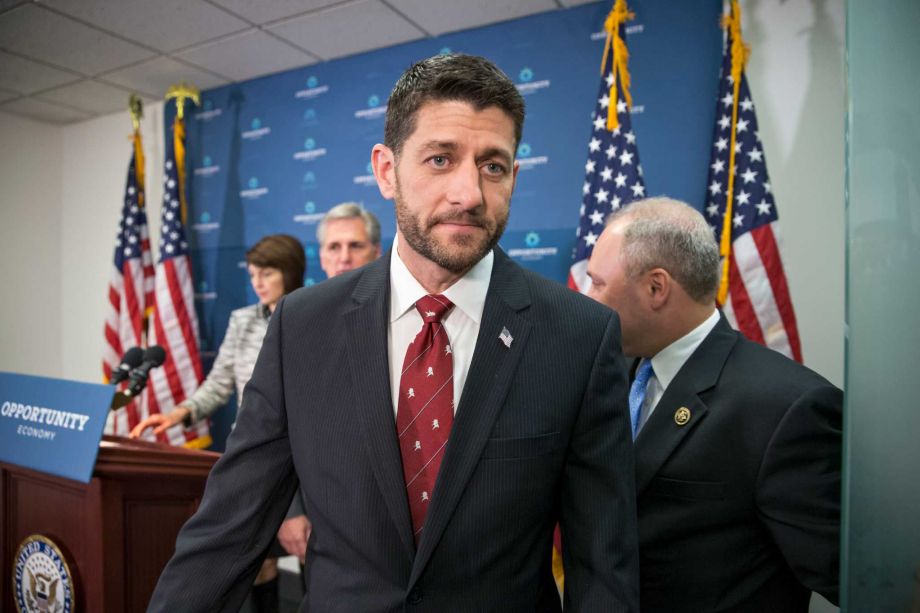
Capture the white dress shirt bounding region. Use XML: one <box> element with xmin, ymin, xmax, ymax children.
<box><xmin>388</xmin><ymin>236</ymin><xmax>493</xmax><ymax>418</ymax></box>
<box><xmin>636</xmin><ymin>308</ymin><xmax>720</xmax><ymax>432</ymax></box>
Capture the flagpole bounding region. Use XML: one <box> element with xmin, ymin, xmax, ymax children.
<box><xmin>165</xmin><ymin>82</ymin><xmax>200</xmax><ymax>226</ymax></box>
<box><xmin>716</xmin><ymin>0</ymin><xmax>750</xmax><ymax>306</ymax></box>
<box><xmin>129</xmin><ymin>95</ymin><xmax>146</xmax><ymax>213</ymax></box>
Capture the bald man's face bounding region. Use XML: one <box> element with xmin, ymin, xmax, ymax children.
<box><xmin>319</xmin><ymin>217</ymin><xmax>380</xmax><ymax>278</ymax></box>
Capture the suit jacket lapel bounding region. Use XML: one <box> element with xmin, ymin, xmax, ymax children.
<box><xmin>410</xmin><ymin>249</ymin><xmax>533</xmax><ymax>585</ymax></box>
<box><xmin>343</xmin><ymin>254</ymin><xmax>416</xmax><ymax>557</ymax></box>
<box><xmin>634</xmin><ymin>315</ymin><xmax>738</xmax><ymax>494</ymax></box>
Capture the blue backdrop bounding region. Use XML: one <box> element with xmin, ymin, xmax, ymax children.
<box><xmin>169</xmin><ymin>0</ymin><xmax>723</xmax><ymax>450</ymax></box>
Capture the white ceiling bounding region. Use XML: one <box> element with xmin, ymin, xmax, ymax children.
<box><xmin>0</xmin><ymin>0</ymin><xmax>596</xmax><ymax>124</ymax></box>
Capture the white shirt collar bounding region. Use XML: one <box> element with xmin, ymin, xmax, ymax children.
<box><xmin>388</xmin><ymin>233</ymin><xmax>493</xmax><ymax>324</ymax></box>
<box><xmin>650</xmin><ymin>309</ymin><xmax>720</xmax><ymax>391</ymax></box>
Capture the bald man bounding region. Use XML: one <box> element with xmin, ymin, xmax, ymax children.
<box><xmin>587</xmin><ymin>197</ymin><xmax>841</xmax><ymax>611</ymax></box>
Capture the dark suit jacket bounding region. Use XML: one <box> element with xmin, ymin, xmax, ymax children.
<box><xmin>635</xmin><ymin>315</ymin><xmax>841</xmax><ymax>612</ymax></box>
<box><xmin>148</xmin><ymin>249</ymin><xmax>638</xmax><ymax>612</ymax></box>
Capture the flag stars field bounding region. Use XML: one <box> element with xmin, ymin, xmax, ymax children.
<box><xmin>703</xmin><ymin>2</ymin><xmax>802</xmax><ymax>362</ymax></box>
<box><xmin>568</xmin><ymin>9</ymin><xmax>645</xmax><ymax>293</ymax></box>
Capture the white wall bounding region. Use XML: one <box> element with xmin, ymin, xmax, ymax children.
<box><xmin>743</xmin><ymin>0</ymin><xmax>846</xmax><ymax>387</ymax></box>
<box><xmin>0</xmin><ymin>2</ymin><xmax>845</xmax><ymax>391</ymax></box>
<box><xmin>59</xmin><ymin>101</ymin><xmax>165</xmax><ymax>383</ymax></box>
<box><xmin>0</xmin><ymin>112</ymin><xmax>63</xmax><ymax>377</ymax></box>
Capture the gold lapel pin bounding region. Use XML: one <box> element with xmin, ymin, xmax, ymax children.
<box><xmin>674</xmin><ymin>407</ymin><xmax>691</xmax><ymax>426</ymax></box>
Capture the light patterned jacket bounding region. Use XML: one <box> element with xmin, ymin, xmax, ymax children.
<box><xmin>182</xmin><ymin>303</ymin><xmax>270</xmax><ymax>424</ymax></box>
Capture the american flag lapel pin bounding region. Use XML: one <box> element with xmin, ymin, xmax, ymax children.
<box><xmin>499</xmin><ymin>326</ymin><xmax>513</xmax><ymax>348</ymax></box>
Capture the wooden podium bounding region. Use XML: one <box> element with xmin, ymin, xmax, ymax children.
<box><xmin>1</xmin><ymin>435</ymin><xmax>218</xmax><ymax>612</ymax></box>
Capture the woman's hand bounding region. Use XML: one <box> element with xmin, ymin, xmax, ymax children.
<box><xmin>128</xmin><ymin>406</ymin><xmax>191</xmax><ymax>438</ymax></box>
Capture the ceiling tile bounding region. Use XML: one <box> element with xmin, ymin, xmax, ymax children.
<box><xmin>99</xmin><ymin>56</ymin><xmax>229</xmax><ymax>97</ymax></box>
<box><xmin>0</xmin><ymin>96</ymin><xmax>94</xmax><ymax>123</ymax></box>
<box><xmin>267</xmin><ymin>0</ymin><xmax>425</xmax><ymax>61</ymax></box>
<box><xmin>208</xmin><ymin>0</ymin><xmax>345</xmax><ymax>25</ymax></box>
<box><xmin>0</xmin><ymin>1</ymin><xmax>28</xmax><ymax>14</ymax></box>
<box><xmin>385</xmin><ymin>0</ymin><xmax>557</xmax><ymax>36</ymax></box>
<box><xmin>41</xmin><ymin>0</ymin><xmax>251</xmax><ymax>53</ymax></box>
<box><xmin>0</xmin><ymin>4</ymin><xmax>155</xmax><ymax>75</ymax></box>
<box><xmin>0</xmin><ymin>50</ymin><xmax>81</xmax><ymax>94</ymax></box>
<box><xmin>0</xmin><ymin>86</ymin><xmax>20</xmax><ymax>103</ymax></box>
<box><xmin>176</xmin><ymin>29</ymin><xmax>316</xmax><ymax>82</ymax></box>
<box><xmin>36</xmin><ymin>78</ymin><xmax>147</xmax><ymax>115</ymax></box>
<box><xmin>558</xmin><ymin>0</ymin><xmax>602</xmax><ymax>6</ymax></box>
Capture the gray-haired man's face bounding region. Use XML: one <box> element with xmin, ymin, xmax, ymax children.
<box><xmin>319</xmin><ymin>217</ymin><xmax>380</xmax><ymax>278</ymax></box>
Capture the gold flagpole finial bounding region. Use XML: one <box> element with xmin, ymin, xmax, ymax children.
<box><xmin>129</xmin><ymin>94</ymin><xmax>143</xmax><ymax>133</ymax></box>
<box><xmin>600</xmin><ymin>0</ymin><xmax>637</xmax><ymax>132</ymax></box>
<box><xmin>165</xmin><ymin>82</ymin><xmax>200</xmax><ymax>120</ymax></box>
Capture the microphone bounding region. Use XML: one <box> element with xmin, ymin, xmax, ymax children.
<box><xmin>110</xmin><ymin>347</ymin><xmax>144</xmax><ymax>385</ymax></box>
<box><xmin>126</xmin><ymin>345</ymin><xmax>167</xmax><ymax>396</ymax></box>
<box><xmin>110</xmin><ymin>346</ymin><xmax>166</xmax><ymax>410</ymax></box>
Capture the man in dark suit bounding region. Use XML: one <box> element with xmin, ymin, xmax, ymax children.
<box><xmin>586</xmin><ymin>196</ymin><xmax>841</xmax><ymax>612</ymax></box>
<box><xmin>148</xmin><ymin>54</ymin><xmax>638</xmax><ymax>612</ymax></box>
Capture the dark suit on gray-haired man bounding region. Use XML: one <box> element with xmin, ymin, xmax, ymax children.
<box><xmin>587</xmin><ymin>196</ymin><xmax>841</xmax><ymax>612</ymax></box>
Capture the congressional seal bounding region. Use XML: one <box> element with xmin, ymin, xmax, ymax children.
<box><xmin>12</xmin><ymin>534</ymin><xmax>74</xmax><ymax>613</ymax></box>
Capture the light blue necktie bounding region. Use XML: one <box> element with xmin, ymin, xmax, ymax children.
<box><xmin>629</xmin><ymin>360</ymin><xmax>655</xmax><ymax>439</ymax></box>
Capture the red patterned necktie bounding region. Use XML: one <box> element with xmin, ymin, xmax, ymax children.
<box><xmin>396</xmin><ymin>294</ymin><xmax>455</xmax><ymax>543</ymax></box>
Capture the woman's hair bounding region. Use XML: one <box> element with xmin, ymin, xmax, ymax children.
<box><xmin>245</xmin><ymin>234</ymin><xmax>306</xmax><ymax>294</ymax></box>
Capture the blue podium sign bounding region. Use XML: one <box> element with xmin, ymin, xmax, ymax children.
<box><xmin>0</xmin><ymin>372</ymin><xmax>114</xmax><ymax>483</ymax></box>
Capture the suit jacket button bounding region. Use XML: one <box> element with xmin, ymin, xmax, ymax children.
<box><xmin>408</xmin><ymin>587</ymin><xmax>423</xmax><ymax>605</ymax></box>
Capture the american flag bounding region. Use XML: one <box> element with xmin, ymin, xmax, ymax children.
<box><xmin>704</xmin><ymin>4</ymin><xmax>802</xmax><ymax>362</ymax></box>
<box><xmin>568</xmin><ymin>0</ymin><xmax>645</xmax><ymax>292</ymax></box>
<box><xmin>146</xmin><ymin>117</ymin><xmax>211</xmax><ymax>446</ymax></box>
<box><xmin>104</xmin><ymin>133</ymin><xmax>154</xmax><ymax>434</ymax></box>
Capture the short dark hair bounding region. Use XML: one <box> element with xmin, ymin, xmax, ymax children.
<box><xmin>384</xmin><ymin>53</ymin><xmax>525</xmax><ymax>158</ymax></box>
<box><xmin>245</xmin><ymin>234</ymin><xmax>306</xmax><ymax>294</ymax></box>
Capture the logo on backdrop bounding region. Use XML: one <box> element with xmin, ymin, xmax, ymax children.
<box><xmin>242</xmin><ymin>117</ymin><xmax>271</xmax><ymax>140</ymax></box>
<box><xmin>240</xmin><ymin>176</ymin><xmax>269</xmax><ymax>200</ymax></box>
<box><xmin>507</xmin><ymin>231</ymin><xmax>559</xmax><ymax>261</ymax></box>
<box><xmin>515</xmin><ymin>66</ymin><xmax>550</xmax><ymax>95</ymax></box>
<box><xmin>294</xmin><ymin>201</ymin><xmax>325</xmax><ymax>225</ymax></box>
<box><xmin>195</xmin><ymin>99</ymin><xmax>222</xmax><ymax>121</ymax></box>
<box><xmin>516</xmin><ymin>142</ymin><xmax>549</xmax><ymax>171</ymax></box>
<box><xmin>302</xmin><ymin>107</ymin><xmax>319</xmax><ymax>126</ymax></box>
<box><xmin>195</xmin><ymin>280</ymin><xmax>217</xmax><ymax>301</ymax></box>
<box><xmin>301</xmin><ymin>171</ymin><xmax>318</xmax><ymax>191</ymax></box>
<box><xmin>193</xmin><ymin>154</ymin><xmax>221</xmax><ymax>178</ymax></box>
<box><xmin>353</xmin><ymin>161</ymin><xmax>376</xmax><ymax>186</ymax></box>
<box><xmin>14</xmin><ymin>534</ymin><xmax>75</xmax><ymax>613</ymax></box>
<box><xmin>192</xmin><ymin>211</ymin><xmax>220</xmax><ymax>233</ymax></box>
<box><xmin>354</xmin><ymin>94</ymin><xmax>387</xmax><ymax>120</ymax></box>
<box><xmin>293</xmin><ymin>137</ymin><xmax>328</xmax><ymax>162</ymax></box>
<box><xmin>295</xmin><ymin>75</ymin><xmax>330</xmax><ymax>100</ymax></box>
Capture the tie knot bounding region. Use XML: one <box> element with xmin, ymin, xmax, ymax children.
<box><xmin>415</xmin><ymin>294</ymin><xmax>453</xmax><ymax>323</ymax></box>
<box><xmin>635</xmin><ymin>359</ymin><xmax>655</xmax><ymax>386</ymax></box>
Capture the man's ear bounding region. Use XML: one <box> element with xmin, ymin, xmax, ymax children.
<box><xmin>371</xmin><ymin>144</ymin><xmax>396</xmax><ymax>199</ymax></box>
<box><xmin>646</xmin><ymin>268</ymin><xmax>671</xmax><ymax>311</ymax></box>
